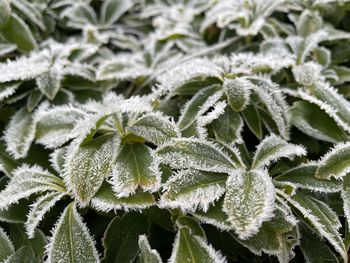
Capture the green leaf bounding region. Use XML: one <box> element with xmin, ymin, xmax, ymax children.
<box><xmin>251</xmin><ymin>134</ymin><xmax>306</xmax><ymax>169</ymax></box>
<box><xmin>4</xmin><ymin>108</ymin><xmax>36</xmax><ymax>159</ymax></box>
<box><xmin>223</xmin><ymin>77</ymin><xmax>251</xmax><ymax>112</ymax></box>
<box><xmin>297</xmin><ymin>10</ymin><xmax>323</xmax><ymax>37</ymax></box>
<box><xmin>100</xmin><ymin>0</ymin><xmax>133</xmax><ymax>25</ymax></box>
<box><xmin>0</xmin><ymin>14</ymin><xmax>37</xmax><ymax>53</ymax></box>
<box><xmin>0</xmin><ymin>0</ymin><xmax>11</xmax><ymax>28</ymax></box>
<box><xmin>27</xmin><ymin>89</ymin><xmax>43</xmax><ymax>112</ymax></box>
<box><xmin>315</xmin><ymin>142</ymin><xmax>350</xmax><ymax>180</ymax></box>
<box><xmin>241</xmin><ymin>103</ymin><xmax>263</xmax><ymax>139</ymax></box>
<box><xmin>91</xmin><ymin>182</ymin><xmax>155</xmax><ymax>212</ymax></box>
<box><xmin>223</xmin><ymin>169</ymin><xmax>275</xmax><ymax>239</ymax></box>
<box><xmin>341</xmin><ymin>175</ymin><xmax>350</xmax><ymax>237</ymax></box>
<box><xmin>137</xmin><ymin>235</ymin><xmax>162</xmax><ymax>263</ymax></box>
<box><xmin>4</xmin><ymin>246</ymin><xmax>36</xmax><ymax>263</ymax></box>
<box><xmin>160</xmin><ymin>169</ymin><xmax>227</xmax><ymax>212</ymax></box>
<box><xmin>80</xmin><ymin>113</ymin><xmax>111</xmax><ymax>146</ymax></box>
<box><xmin>111</xmin><ymin>143</ymin><xmax>160</xmax><ymax>196</ymax></box>
<box><xmin>66</xmin><ymin>134</ymin><xmax>119</xmax><ymax>205</ymax></box>
<box><xmin>127</xmin><ymin>113</ymin><xmax>180</xmax><ymax>145</ymax></box>
<box><xmin>103</xmin><ymin>213</ymin><xmax>150</xmax><ymax>263</ymax></box>
<box><xmin>169</xmin><ymin>221</ymin><xmax>226</xmax><ymax>263</ymax></box>
<box><xmin>0</xmin><ymin>227</ymin><xmax>14</xmax><ymax>261</ymax></box>
<box><xmin>47</xmin><ymin>203</ymin><xmax>99</xmax><ymax>263</ymax></box>
<box><xmin>0</xmin><ymin>140</ymin><xmax>18</xmax><ymax>176</ymax></box>
<box><xmin>156</xmin><ymin>138</ymin><xmax>236</xmax><ymax>173</ymax></box>
<box><xmin>290</xmin><ymin>101</ymin><xmax>348</xmax><ymax>143</ymax></box>
<box><xmin>212</xmin><ymin>106</ymin><xmax>243</xmax><ymax>143</ymax></box>
<box><xmin>36</xmin><ymin>64</ymin><xmax>62</xmax><ymax>100</ymax></box>
<box><xmin>275</xmin><ymin>163</ymin><xmax>342</xmax><ymax>193</ymax></box>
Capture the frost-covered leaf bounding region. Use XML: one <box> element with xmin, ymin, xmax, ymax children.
<box><xmin>0</xmin><ymin>140</ymin><xmax>18</xmax><ymax>177</ymax></box>
<box><xmin>212</xmin><ymin>106</ymin><xmax>243</xmax><ymax>143</ymax></box>
<box><xmin>111</xmin><ymin>143</ymin><xmax>160</xmax><ymax>197</ymax></box>
<box><xmin>223</xmin><ymin>77</ymin><xmax>252</xmax><ymax>112</ymax></box>
<box><xmin>292</xmin><ymin>62</ymin><xmax>322</xmax><ymax>87</ymax></box>
<box><xmin>47</xmin><ymin>203</ymin><xmax>99</xmax><ymax>263</ymax></box>
<box><xmin>0</xmin><ymin>82</ymin><xmax>20</xmax><ymax>102</ymax></box>
<box><xmin>35</xmin><ymin>106</ymin><xmax>88</xmax><ymax>148</ymax></box>
<box><xmin>36</xmin><ymin>63</ymin><xmax>62</xmax><ymax>100</ymax></box>
<box><xmin>0</xmin><ymin>164</ymin><xmax>65</xmax><ymax>209</ymax></box>
<box><xmin>342</xmin><ymin>175</ymin><xmax>350</xmax><ymax>240</ymax></box>
<box><xmin>25</xmin><ymin>192</ymin><xmax>65</xmax><ymax>238</ymax></box>
<box><xmin>156</xmin><ymin>138</ymin><xmax>236</xmax><ymax>173</ymax></box>
<box><xmin>103</xmin><ymin>213</ymin><xmax>150</xmax><ymax>263</ymax></box>
<box><xmin>127</xmin><ymin>113</ymin><xmax>180</xmax><ymax>145</ymax></box>
<box><xmin>11</xmin><ymin>0</ymin><xmax>46</xmax><ymax>30</ymax></box>
<box><xmin>290</xmin><ymin>101</ymin><xmax>348</xmax><ymax>143</ymax></box>
<box><xmin>91</xmin><ymin>182</ymin><xmax>155</xmax><ymax>212</ymax></box>
<box><xmin>251</xmin><ymin>134</ymin><xmax>306</xmax><ymax>169</ymax></box>
<box><xmin>0</xmin><ymin>0</ymin><xmax>11</xmax><ymax>28</ymax></box>
<box><xmin>0</xmin><ymin>227</ymin><xmax>14</xmax><ymax>262</ymax></box>
<box><xmin>3</xmin><ymin>108</ymin><xmax>36</xmax><ymax>159</ymax></box>
<box><xmin>279</xmin><ymin>190</ymin><xmax>347</xmax><ymax>262</ymax></box>
<box><xmin>297</xmin><ymin>10</ymin><xmax>323</xmax><ymax>37</ymax></box>
<box><xmin>100</xmin><ymin>0</ymin><xmax>132</xmax><ymax>25</ymax></box>
<box><xmin>4</xmin><ymin>246</ymin><xmax>36</xmax><ymax>263</ymax></box>
<box><xmin>169</xmin><ymin>220</ymin><xmax>227</xmax><ymax>263</ymax></box>
<box><xmin>223</xmin><ymin>169</ymin><xmax>275</xmax><ymax>239</ymax></box>
<box><xmin>0</xmin><ymin>43</ymin><xmax>16</xmax><ymax>57</ymax></box>
<box><xmin>315</xmin><ymin>142</ymin><xmax>350</xmax><ymax>180</ymax></box>
<box><xmin>275</xmin><ymin>163</ymin><xmax>342</xmax><ymax>193</ymax></box>
<box><xmin>137</xmin><ymin>235</ymin><xmax>162</xmax><ymax>263</ymax></box>
<box><xmin>0</xmin><ymin>14</ymin><xmax>37</xmax><ymax>53</ymax></box>
<box><xmin>160</xmin><ymin>169</ymin><xmax>227</xmax><ymax>212</ymax></box>
<box><xmin>241</xmin><ymin>103</ymin><xmax>263</xmax><ymax>139</ymax></box>
<box><xmin>66</xmin><ymin>134</ymin><xmax>120</xmax><ymax>205</ymax></box>
<box><xmin>49</xmin><ymin>147</ymin><xmax>68</xmax><ymax>175</ymax></box>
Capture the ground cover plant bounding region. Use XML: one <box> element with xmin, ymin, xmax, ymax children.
<box><xmin>3</xmin><ymin>0</ymin><xmax>350</xmax><ymax>262</ymax></box>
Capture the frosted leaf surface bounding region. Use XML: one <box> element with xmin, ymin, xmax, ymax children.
<box><xmin>137</xmin><ymin>235</ymin><xmax>162</xmax><ymax>263</ymax></box>
<box><xmin>0</xmin><ymin>227</ymin><xmax>14</xmax><ymax>262</ymax></box>
<box><xmin>223</xmin><ymin>77</ymin><xmax>252</xmax><ymax>112</ymax></box>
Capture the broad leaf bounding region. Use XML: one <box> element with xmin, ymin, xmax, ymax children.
<box><xmin>66</xmin><ymin>134</ymin><xmax>119</xmax><ymax>205</ymax></box>
<box><xmin>241</xmin><ymin>103</ymin><xmax>263</xmax><ymax>139</ymax></box>
<box><xmin>4</xmin><ymin>246</ymin><xmax>36</xmax><ymax>263</ymax></box>
<box><xmin>223</xmin><ymin>169</ymin><xmax>275</xmax><ymax>239</ymax></box>
<box><xmin>36</xmin><ymin>63</ymin><xmax>62</xmax><ymax>100</ymax></box>
<box><xmin>156</xmin><ymin>138</ymin><xmax>236</xmax><ymax>173</ymax></box>
<box><xmin>223</xmin><ymin>77</ymin><xmax>251</xmax><ymax>112</ymax></box>
<box><xmin>251</xmin><ymin>134</ymin><xmax>306</xmax><ymax>169</ymax></box>
<box><xmin>315</xmin><ymin>142</ymin><xmax>350</xmax><ymax>180</ymax></box>
<box><xmin>212</xmin><ymin>107</ymin><xmax>243</xmax><ymax>143</ymax></box>
<box><xmin>0</xmin><ymin>227</ymin><xmax>14</xmax><ymax>262</ymax></box>
<box><xmin>160</xmin><ymin>169</ymin><xmax>227</xmax><ymax>212</ymax></box>
<box><xmin>47</xmin><ymin>203</ymin><xmax>99</xmax><ymax>263</ymax></box>
<box><xmin>137</xmin><ymin>235</ymin><xmax>162</xmax><ymax>263</ymax></box>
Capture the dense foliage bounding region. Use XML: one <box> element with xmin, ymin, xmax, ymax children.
<box><xmin>2</xmin><ymin>0</ymin><xmax>350</xmax><ymax>262</ymax></box>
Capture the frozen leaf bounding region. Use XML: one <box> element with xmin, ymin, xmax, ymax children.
<box><xmin>241</xmin><ymin>103</ymin><xmax>263</xmax><ymax>139</ymax></box>
<box><xmin>47</xmin><ymin>203</ymin><xmax>99</xmax><ymax>263</ymax></box>
<box><xmin>4</xmin><ymin>246</ymin><xmax>36</xmax><ymax>263</ymax></box>
<box><xmin>100</xmin><ymin>0</ymin><xmax>133</xmax><ymax>25</ymax></box>
<box><xmin>169</xmin><ymin>221</ymin><xmax>227</xmax><ymax>263</ymax></box>
<box><xmin>49</xmin><ymin>147</ymin><xmax>68</xmax><ymax>175</ymax></box>
<box><xmin>91</xmin><ymin>183</ymin><xmax>155</xmax><ymax>212</ymax></box>
<box><xmin>25</xmin><ymin>192</ymin><xmax>66</xmax><ymax>238</ymax></box>
<box><xmin>341</xmin><ymin>175</ymin><xmax>350</xmax><ymax>244</ymax></box>
<box><xmin>0</xmin><ymin>140</ymin><xmax>18</xmax><ymax>176</ymax></box>
<box><xmin>156</xmin><ymin>138</ymin><xmax>236</xmax><ymax>173</ymax></box>
<box><xmin>315</xmin><ymin>142</ymin><xmax>350</xmax><ymax>180</ymax></box>
<box><xmin>297</xmin><ymin>10</ymin><xmax>323</xmax><ymax>37</ymax></box>
<box><xmin>0</xmin><ymin>14</ymin><xmax>37</xmax><ymax>53</ymax></box>
<box><xmin>275</xmin><ymin>163</ymin><xmax>342</xmax><ymax>193</ymax></box>
<box><xmin>66</xmin><ymin>134</ymin><xmax>120</xmax><ymax>205</ymax></box>
<box><xmin>35</xmin><ymin>105</ymin><xmax>88</xmax><ymax>149</ymax></box>
<box><xmin>0</xmin><ymin>0</ymin><xmax>10</xmax><ymax>28</ymax></box>
<box><xmin>160</xmin><ymin>169</ymin><xmax>227</xmax><ymax>212</ymax></box>
<box><xmin>212</xmin><ymin>107</ymin><xmax>243</xmax><ymax>143</ymax></box>
<box><xmin>292</xmin><ymin>62</ymin><xmax>322</xmax><ymax>87</ymax></box>
<box><xmin>290</xmin><ymin>101</ymin><xmax>348</xmax><ymax>143</ymax></box>
<box><xmin>137</xmin><ymin>235</ymin><xmax>162</xmax><ymax>263</ymax></box>
<box><xmin>223</xmin><ymin>77</ymin><xmax>252</xmax><ymax>112</ymax></box>
<box><xmin>0</xmin><ymin>227</ymin><xmax>14</xmax><ymax>262</ymax></box>
<box><xmin>3</xmin><ymin>108</ymin><xmax>36</xmax><ymax>159</ymax></box>
<box><xmin>79</xmin><ymin>113</ymin><xmax>111</xmax><ymax>146</ymax></box>
<box><xmin>223</xmin><ymin>169</ymin><xmax>275</xmax><ymax>239</ymax></box>
<box><xmin>127</xmin><ymin>113</ymin><xmax>180</xmax><ymax>145</ymax></box>
<box><xmin>11</xmin><ymin>0</ymin><xmax>46</xmax><ymax>30</ymax></box>
<box><xmin>0</xmin><ymin>164</ymin><xmax>65</xmax><ymax>210</ymax></box>
<box><xmin>27</xmin><ymin>89</ymin><xmax>43</xmax><ymax>112</ymax></box>
<box><xmin>251</xmin><ymin>134</ymin><xmax>306</xmax><ymax>169</ymax></box>
<box><xmin>103</xmin><ymin>213</ymin><xmax>150</xmax><ymax>263</ymax></box>
<box><xmin>111</xmin><ymin>143</ymin><xmax>161</xmax><ymax>197</ymax></box>
<box><xmin>0</xmin><ymin>43</ymin><xmax>16</xmax><ymax>57</ymax></box>
<box><xmin>36</xmin><ymin>63</ymin><xmax>62</xmax><ymax>100</ymax></box>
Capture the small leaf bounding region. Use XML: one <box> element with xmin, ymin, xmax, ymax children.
<box><xmin>0</xmin><ymin>227</ymin><xmax>14</xmax><ymax>262</ymax></box>
<box><xmin>0</xmin><ymin>140</ymin><xmax>18</xmax><ymax>177</ymax></box>
<box><xmin>251</xmin><ymin>134</ymin><xmax>306</xmax><ymax>169</ymax></box>
<box><xmin>25</xmin><ymin>192</ymin><xmax>65</xmax><ymax>238</ymax></box>
<box><xmin>103</xmin><ymin>213</ymin><xmax>150</xmax><ymax>263</ymax></box>
<box><xmin>0</xmin><ymin>14</ymin><xmax>37</xmax><ymax>53</ymax></box>
<box><xmin>0</xmin><ymin>164</ymin><xmax>65</xmax><ymax>209</ymax></box>
<box><xmin>36</xmin><ymin>63</ymin><xmax>62</xmax><ymax>100</ymax></box>
<box><xmin>111</xmin><ymin>143</ymin><xmax>160</xmax><ymax>197</ymax></box>
<box><xmin>315</xmin><ymin>142</ymin><xmax>350</xmax><ymax>180</ymax></box>
<box><xmin>91</xmin><ymin>182</ymin><xmax>155</xmax><ymax>212</ymax></box>
<box><xmin>290</xmin><ymin>101</ymin><xmax>348</xmax><ymax>143</ymax></box>
<box><xmin>27</xmin><ymin>89</ymin><xmax>43</xmax><ymax>112</ymax></box>
<box><xmin>100</xmin><ymin>0</ymin><xmax>133</xmax><ymax>25</ymax></box>
<box><xmin>241</xmin><ymin>103</ymin><xmax>263</xmax><ymax>139</ymax></box>
<box><xmin>160</xmin><ymin>169</ymin><xmax>227</xmax><ymax>212</ymax></box>
<box><xmin>275</xmin><ymin>163</ymin><xmax>342</xmax><ymax>193</ymax></box>
<box><xmin>297</xmin><ymin>10</ymin><xmax>323</xmax><ymax>37</ymax></box>
<box><xmin>4</xmin><ymin>246</ymin><xmax>36</xmax><ymax>263</ymax></box>
<box><xmin>4</xmin><ymin>108</ymin><xmax>36</xmax><ymax>159</ymax></box>
<box><xmin>137</xmin><ymin>235</ymin><xmax>162</xmax><ymax>263</ymax></box>
<box><xmin>223</xmin><ymin>77</ymin><xmax>251</xmax><ymax>112</ymax></box>
<box><xmin>47</xmin><ymin>203</ymin><xmax>99</xmax><ymax>263</ymax></box>
<box><xmin>156</xmin><ymin>138</ymin><xmax>236</xmax><ymax>173</ymax></box>
<box><xmin>223</xmin><ymin>169</ymin><xmax>275</xmax><ymax>239</ymax></box>
<box><xmin>66</xmin><ymin>134</ymin><xmax>120</xmax><ymax>205</ymax></box>
<box><xmin>127</xmin><ymin>113</ymin><xmax>180</xmax><ymax>145</ymax></box>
